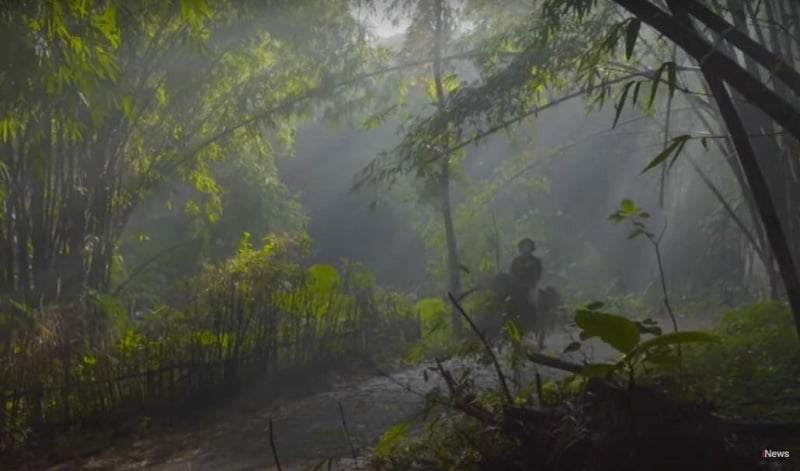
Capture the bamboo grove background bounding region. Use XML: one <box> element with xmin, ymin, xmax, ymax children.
<box><xmin>0</xmin><ymin>233</ymin><xmax>419</xmax><ymax>453</ymax></box>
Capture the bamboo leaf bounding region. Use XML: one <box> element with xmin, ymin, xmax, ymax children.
<box><xmin>613</xmin><ymin>81</ymin><xmax>634</xmax><ymax>128</ymax></box>
<box><xmin>666</xmin><ymin>61</ymin><xmax>677</xmax><ymax>100</ymax></box>
<box><xmin>625</xmin><ymin>18</ymin><xmax>641</xmax><ymax>60</ymax></box>
<box><xmin>648</xmin><ymin>63</ymin><xmax>667</xmax><ymax>108</ymax></box>
<box><xmin>640</xmin><ymin>134</ymin><xmax>691</xmax><ymax>174</ymax></box>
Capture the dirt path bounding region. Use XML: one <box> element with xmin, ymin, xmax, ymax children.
<box><xmin>43</xmin><ymin>314</ymin><xmax>713</xmax><ymax>471</ymax></box>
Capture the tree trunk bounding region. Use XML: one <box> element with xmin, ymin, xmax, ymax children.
<box><xmin>431</xmin><ymin>0</ymin><xmax>463</xmax><ymax>337</ymax></box>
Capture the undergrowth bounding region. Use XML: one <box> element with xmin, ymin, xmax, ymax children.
<box><xmin>682</xmin><ymin>300</ymin><xmax>800</xmax><ymax>420</ymax></box>
<box><xmin>367</xmin><ymin>299</ymin><xmax>797</xmax><ymax>470</ymax></box>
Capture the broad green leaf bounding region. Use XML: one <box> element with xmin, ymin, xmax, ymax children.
<box><xmin>575</xmin><ymin>309</ymin><xmax>640</xmax><ymax>354</ymax></box>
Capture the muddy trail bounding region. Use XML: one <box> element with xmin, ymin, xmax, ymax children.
<box><xmin>43</xmin><ymin>314</ymin><xmax>713</xmax><ymax>471</ymax></box>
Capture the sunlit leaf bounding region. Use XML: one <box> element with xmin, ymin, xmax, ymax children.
<box><xmin>375</xmin><ymin>422</ymin><xmax>410</xmax><ymax>458</ymax></box>
<box><xmin>505</xmin><ymin>319</ymin><xmax>521</xmax><ymax>343</ymax></box>
<box><xmin>307</xmin><ymin>264</ymin><xmax>340</xmax><ymax>292</ymax></box>
<box><xmin>621</xmin><ymin>198</ymin><xmax>635</xmax><ymax>213</ymax></box>
<box><xmin>415</xmin><ymin>298</ymin><xmax>448</xmax><ymax>323</ymax></box>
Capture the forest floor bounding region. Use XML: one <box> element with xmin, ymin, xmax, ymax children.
<box><xmin>40</xmin><ymin>312</ymin><xmax>715</xmax><ymax>471</ymax></box>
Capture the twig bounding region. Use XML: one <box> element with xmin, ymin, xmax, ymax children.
<box><xmin>448</xmin><ymin>292</ymin><xmax>513</xmax><ymax>403</ymax></box>
<box><xmin>337</xmin><ymin>400</ymin><xmax>360</xmax><ymax>467</ymax></box>
<box><xmin>525</xmin><ymin>351</ymin><xmax>583</xmax><ymax>374</ymax></box>
<box><xmin>434</xmin><ymin>358</ymin><xmax>499</xmax><ymax>426</ymax></box>
<box><xmin>648</xmin><ymin>222</ymin><xmax>682</xmax><ymax>371</ymax></box>
<box><xmin>351</xmin><ymin>351</ymin><xmax>434</xmax><ymax>399</ymax></box>
<box><xmin>268</xmin><ymin>417</ymin><xmax>282</xmax><ymax>471</ymax></box>
<box><xmin>353</xmin><ymin>351</ymin><xmax>501</xmax><ymax>428</ymax></box>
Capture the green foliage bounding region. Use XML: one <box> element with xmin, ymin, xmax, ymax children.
<box><xmin>576</xmin><ymin>306</ymin><xmax>640</xmax><ymax>353</ymax></box>
<box><xmin>682</xmin><ymin>301</ymin><xmax>800</xmax><ymax>419</ymax></box>
<box><xmin>371</xmin><ymin>368</ymin><xmax>587</xmax><ymax>470</ymax></box>
<box><xmin>371</xmin><ymin>411</ymin><xmax>501</xmax><ymax>470</ymax></box>
<box><xmin>569</xmin><ymin>301</ymin><xmax>716</xmax><ymax>383</ymax></box>
<box><xmin>608</xmin><ymin>197</ymin><xmax>651</xmax><ymax>239</ymax></box>
<box><xmin>410</xmin><ymin>297</ymin><xmax>457</xmax><ymax>356</ymax></box>
<box><xmin>603</xmin><ymin>294</ymin><xmax>655</xmax><ymax>318</ymax></box>
<box><xmin>0</xmin><ymin>232</ymin><xmax>418</xmax><ymax>453</ymax></box>
<box><xmin>374</xmin><ymin>422</ymin><xmax>411</xmax><ymax>459</ymax></box>
<box><xmin>0</xmin><ymin>0</ymin><xmax>377</xmax><ymax>307</ymax></box>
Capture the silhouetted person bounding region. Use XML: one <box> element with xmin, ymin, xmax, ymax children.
<box><xmin>510</xmin><ymin>238</ymin><xmax>542</xmax><ymax>291</ymax></box>
<box><xmin>509</xmin><ymin>238</ymin><xmax>543</xmax><ymax>328</ymax></box>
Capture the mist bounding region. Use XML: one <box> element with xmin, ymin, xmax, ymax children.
<box><xmin>2</xmin><ymin>1</ymin><xmax>798</xmax><ymax>470</ymax></box>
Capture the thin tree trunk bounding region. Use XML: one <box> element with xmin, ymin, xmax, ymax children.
<box><xmin>431</xmin><ymin>0</ymin><xmax>462</xmax><ymax>337</ymax></box>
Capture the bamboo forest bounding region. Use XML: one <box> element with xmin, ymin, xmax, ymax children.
<box><xmin>2</xmin><ymin>1</ymin><xmax>800</xmax><ymax>470</ymax></box>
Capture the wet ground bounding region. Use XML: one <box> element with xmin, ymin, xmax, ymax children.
<box><xmin>42</xmin><ymin>314</ymin><xmax>713</xmax><ymax>471</ymax></box>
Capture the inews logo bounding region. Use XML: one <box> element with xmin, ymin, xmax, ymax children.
<box><xmin>762</xmin><ymin>449</ymin><xmax>790</xmax><ymax>459</ymax></box>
